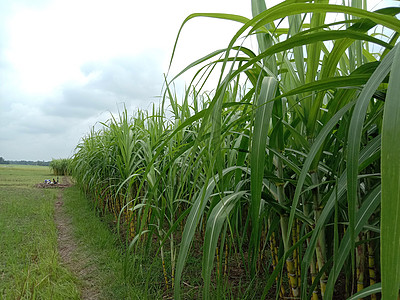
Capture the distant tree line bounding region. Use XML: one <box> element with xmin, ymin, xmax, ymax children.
<box><xmin>0</xmin><ymin>157</ymin><xmax>50</xmax><ymax>166</ymax></box>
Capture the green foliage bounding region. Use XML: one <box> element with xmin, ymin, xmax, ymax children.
<box><xmin>381</xmin><ymin>43</ymin><xmax>400</xmax><ymax>300</ymax></box>
<box><xmin>50</xmin><ymin>158</ymin><xmax>72</xmax><ymax>176</ymax></box>
<box><xmin>71</xmin><ymin>1</ymin><xmax>400</xmax><ymax>299</ymax></box>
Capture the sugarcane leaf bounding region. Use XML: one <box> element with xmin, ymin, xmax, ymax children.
<box><xmin>279</xmin><ymin>74</ymin><xmax>371</xmax><ymax>98</ymax></box>
<box><xmin>320</xmin><ymin>7</ymin><xmax>400</xmax><ymax>78</ymax></box>
<box><xmin>251</xmin><ymin>4</ymin><xmax>400</xmax><ymax>34</ymax></box>
<box><xmin>381</xmin><ymin>43</ymin><xmax>400</xmax><ymax>300</ymax></box>
<box><xmin>346</xmin><ymin>45</ymin><xmax>396</xmax><ymax>279</ymax></box>
<box><xmin>249</xmin><ymin>77</ymin><xmax>278</xmax><ymax>275</ymax></box>
<box><xmin>234</xmin><ymin>133</ymin><xmax>250</xmax><ymax>186</ymax></box>
<box><xmin>168</xmin><ymin>12</ymin><xmax>255</xmax><ymax>72</ymax></box>
<box><xmin>174</xmin><ymin>166</ymin><xmax>247</xmax><ymax>299</ymax></box>
<box><xmin>222</xmin><ymin>29</ymin><xmax>393</xmax><ymax>92</ymax></box>
<box><xmin>173</xmin><ymin>179</ymin><xmax>216</xmax><ymax>299</ymax></box>
<box><xmin>202</xmin><ymin>191</ymin><xmax>246</xmax><ymax>299</ymax></box>
<box><xmin>346</xmin><ymin>283</ymin><xmax>382</xmax><ymax>300</ymax></box>
<box><xmin>287</xmin><ymin>101</ymin><xmax>355</xmax><ymax>257</ymax></box>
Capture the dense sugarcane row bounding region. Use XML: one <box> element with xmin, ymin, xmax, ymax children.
<box><xmin>50</xmin><ymin>158</ymin><xmax>72</xmax><ymax>176</ymax></box>
<box><xmin>70</xmin><ymin>86</ymin><xmax>379</xmax><ymax>299</ymax></box>
<box><xmin>71</xmin><ymin>1</ymin><xmax>400</xmax><ymax>299</ymax></box>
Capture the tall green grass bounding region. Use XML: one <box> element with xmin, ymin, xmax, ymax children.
<box><xmin>71</xmin><ymin>0</ymin><xmax>400</xmax><ymax>299</ymax></box>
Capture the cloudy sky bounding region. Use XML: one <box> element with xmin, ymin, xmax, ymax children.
<box><xmin>0</xmin><ymin>0</ymin><xmax>394</xmax><ymax>161</ymax></box>
<box><xmin>0</xmin><ymin>0</ymin><xmax>254</xmax><ymax>161</ymax></box>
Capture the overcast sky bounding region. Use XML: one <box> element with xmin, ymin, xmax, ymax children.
<box><xmin>0</xmin><ymin>0</ymin><xmax>394</xmax><ymax>161</ymax></box>
<box><xmin>0</xmin><ymin>0</ymin><xmax>255</xmax><ymax>161</ymax></box>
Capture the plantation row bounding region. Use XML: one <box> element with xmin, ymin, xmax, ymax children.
<box><xmin>50</xmin><ymin>158</ymin><xmax>72</xmax><ymax>176</ymax></box>
<box><xmin>64</xmin><ymin>1</ymin><xmax>400</xmax><ymax>299</ymax></box>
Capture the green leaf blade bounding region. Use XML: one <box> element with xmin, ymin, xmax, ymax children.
<box><xmin>381</xmin><ymin>43</ymin><xmax>400</xmax><ymax>300</ymax></box>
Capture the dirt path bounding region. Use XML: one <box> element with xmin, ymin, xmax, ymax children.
<box><xmin>54</xmin><ymin>184</ymin><xmax>101</xmax><ymax>299</ymax></box>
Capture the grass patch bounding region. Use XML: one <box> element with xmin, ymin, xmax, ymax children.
<box><xmin>0</xmin><ymin>165</ymin><xmax>80</xmax><ymax>299</ymax></box>
<box><xmin>0</xmin><ymin>164</ymin><xmax>168</xmax><ymax>299</ymax></box>
<box><xmin>62</xmin><ymin>186</ymin><xmax>164</xmax><ymax>299</ymax></box>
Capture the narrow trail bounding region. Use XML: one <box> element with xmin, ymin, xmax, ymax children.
<box><xmin>54</xmin><ymin>178</ymin><xmax>101</xmax><ymax>300</ymax></box>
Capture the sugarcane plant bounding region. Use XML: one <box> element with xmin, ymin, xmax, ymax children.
<box><xmin>50</xmin><ymin>158</ymin><xmax>72</xmax><ymax>176</ymax></box>
<box><xmin>71</xmin><ymin>0</ymin><xmax>400</xmax><ymax>299</ymax></box>
<box><xmin>166</xmin><ymin>0</ymin><xmax>400</xmax><ymax>299</ymax></box>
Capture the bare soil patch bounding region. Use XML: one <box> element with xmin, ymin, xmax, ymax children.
<box><xmin>36</xmin><ymin>176</ymin><xmax>74</xmax><ymax>189</ymax></box>
<box><xmin>36</xmin><ymin>183</ymin><xmax>72</xmax><ymax>188</ymax></box>
<box><xmin>54</xmin><ymin>189</ymin><xmax>102</xmax><ymax>300</ymax></box>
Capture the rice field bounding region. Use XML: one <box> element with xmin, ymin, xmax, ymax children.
<box><xmin>70</xmin><ymin>1</ymin><xmax>400</xmax><ymax>299</ymax></box>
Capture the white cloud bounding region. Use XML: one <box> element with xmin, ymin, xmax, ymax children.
<box><xmin>0</xmin><ymin>0</ymin><xmax>253</xmax><ymax>161</ymax></box>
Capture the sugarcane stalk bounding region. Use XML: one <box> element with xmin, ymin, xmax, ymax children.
<box><xmin>129</xmin><ymin>205</ymin><xmax>135</xmax><ymax>240</ymax></box>
<box><xmin>224</xmin><ymin>241</ymin><xmax>228</xmax><ymax>277</ymax></box>
<box><xmin>216</xmin><ymin>246</ymin><xmax>220</xmax><ymax>278</ymax></box>
<box><xmin>159</xmin><ymin>238</ymin><xmax>169</xmax><ymax>290</ymax></box>
<box><xmin>286</xmin><ymin>257</ymin><xmax>300</xmax><ymax>297</ymax></box>
<box><xmin>311</xmin><ymin>172</ymin><xmax>328</xmax><ymax>297</ymax></box>
<box><xmin>292</xmin><ymin>221</ymin><xmax>301</xmax><ymax>287</ymax></box>
<box><xmin>356</xmin><ymin>233</ymin><xmax>365</xmax><ymax>298</ymax></box>
<box><xmin>367</xmin><ymin>231</ymin><xmax>376</xmax><ymax>300</ymax></box>
<box><xmin>310</xmin><ymin>256</ymin><xmax>319</xmax><ymax>300</ymax></box>
<box><xmin>277</xmin><ymin>158</ymin><xmax>299</xmax><ymax>297</ymax></box>
<box><xmin>270</xmin><ymin>230</ymin><xmax>285</xmax><ymax>298</ymax></box>
<box><xmin>125</xmin><ymin>204</ymin><xmax>130</xmax><ymax>238</ymax></box>
<box><xmin>302</xmin><ymin>194</ymin><xmax>319</xmax><ymax>299</ymax></box>
<box><xmin>296</xmin><ymin>220</ymin><xmax>301</xmax><ymax>288</ymax></box>
<box><xmin>169</xmin><ymin>204</ymin><xmax>176</xmax><ymax>289</ymax></box>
